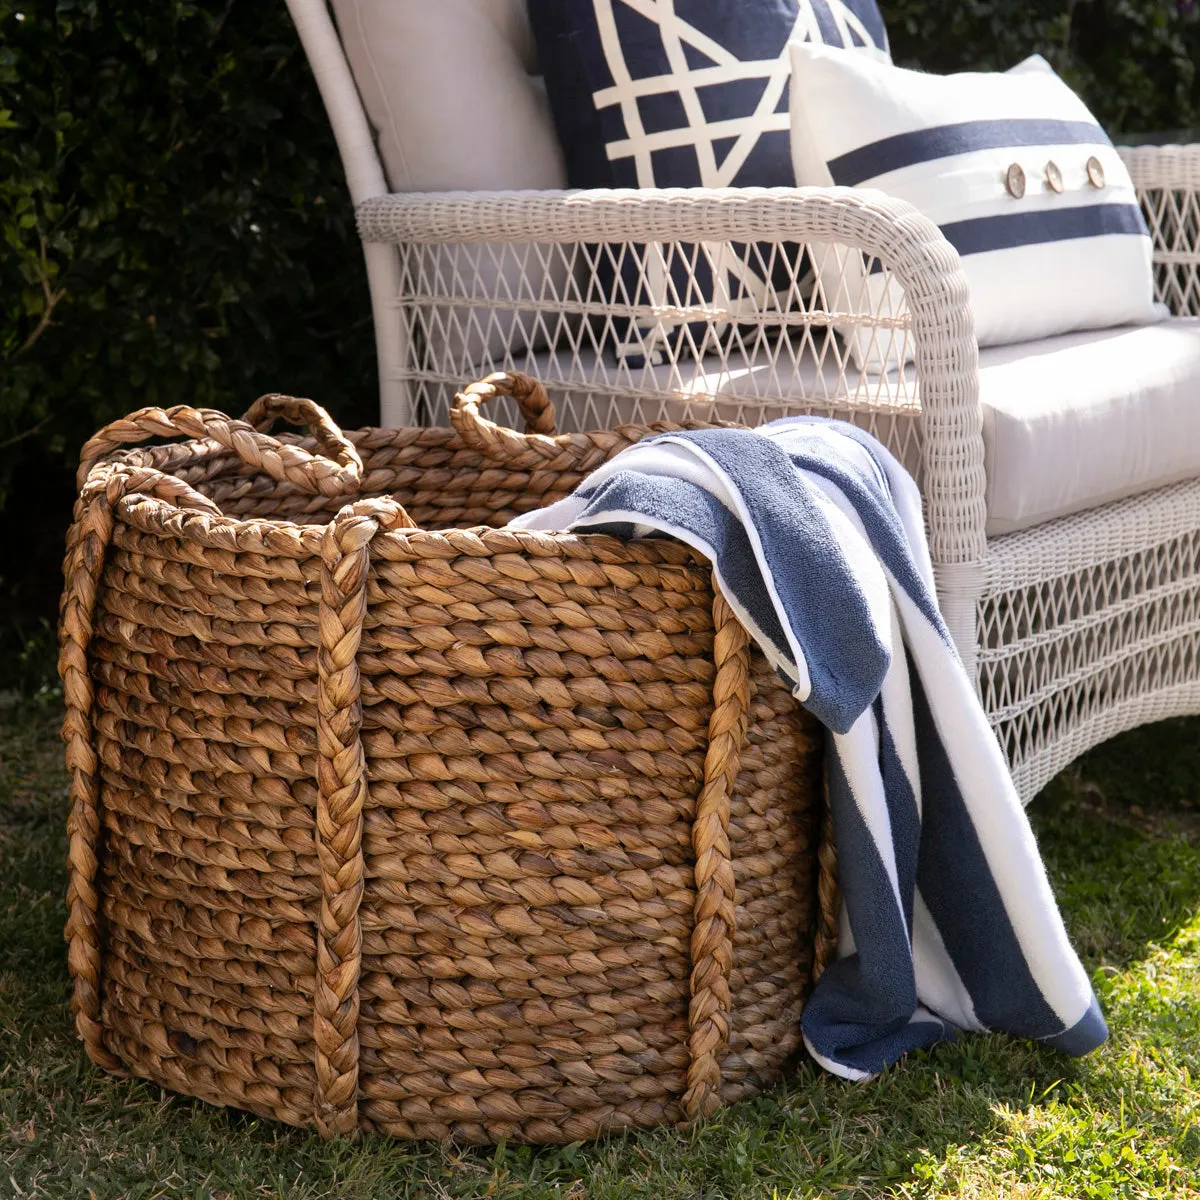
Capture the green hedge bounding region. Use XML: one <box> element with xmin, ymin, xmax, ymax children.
<box><xmin>886</xmin><ymin>0</ymin><xmax>1200</xmax><ymax>133</ymax></box>
<box><xmin>1</xmin><ymin>0</ymin><xmax>1198</xmax><ymax>679</ymax></box>
<box><xmin>1</xmin><ymin>0</ymin><xmax>376</xmax><ymax>499</ymax></box>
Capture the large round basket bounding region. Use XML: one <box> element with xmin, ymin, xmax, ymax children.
<box><xmin>58</xmin><ymin>372</ymin><xmax>836</xmax><ymax>1144</ymax></box>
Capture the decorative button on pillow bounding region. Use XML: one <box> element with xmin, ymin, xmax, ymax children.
<box><xmin>528</xmin><ymin>0</ymin><xmax>891</xmax><ymax>363</ymax></box>
<box><xmin>787</xmin><ymin>44</ymin><xmax>1161</xmax><ymax>370</ymax></box>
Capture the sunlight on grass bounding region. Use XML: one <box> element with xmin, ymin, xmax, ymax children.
<box><xmin>2</xmin><ymin>705</ymin><xmax>1200</xmax><ymax>1199</ymax></box>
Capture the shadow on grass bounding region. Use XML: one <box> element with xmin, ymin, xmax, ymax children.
<box><xmin>2</xmin><ymin>707</ymin><xmax>1199</xmax><ymax>1198</ymax></box>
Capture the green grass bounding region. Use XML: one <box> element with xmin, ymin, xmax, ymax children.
<box><xmin>2</xmin><ymin>699</ymin><xmax>1199</xmax><ymax>1199</ymax></box>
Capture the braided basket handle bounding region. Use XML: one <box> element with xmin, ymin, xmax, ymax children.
<box><xmin>76</xmin><ymin>396</ymin><xmax>363</xmax><ymax>497</ymax></box>
<box><xmin>681</xmin><ymin>582</ymin><xmax>750</xmax><ymax>1123</ymax></box>
<box><xmin>449</xmin><ymin>370</ymin><xmax>745</xmax><ymax>477</ymax></box>
<box><xmin>449</xmin><ymin>371</ymin><xmax>559</xmax><ymax>454</ymax></box>
<box><xmin>811</xmin><ymin>762</ymin><xmax>841</xmax><ymax>984</ymax></box>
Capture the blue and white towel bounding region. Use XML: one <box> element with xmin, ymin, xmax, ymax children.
<box><xmin>509</xmin><ymin>419</ymin><xmax>1107</xmax><ymax>1079</ymax></box>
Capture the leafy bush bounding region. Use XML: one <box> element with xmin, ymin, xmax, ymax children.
<box><xmin>0</xmin><ymin>0</ymin><xmax>376</xmax><ymax>665</ymax></box>
<box><xmin>0</xmin><ymin>0</ymin><xmax>376</xmax><ymax>500</ymax></box>
<box><xmin>886</xmin><ymin>0</ymin><xmax>1200</xmax><ymax>134</ymax></box>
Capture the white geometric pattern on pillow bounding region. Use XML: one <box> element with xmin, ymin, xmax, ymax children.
<box><xmin>537</xmin><ymin>0</ymin><xmax>891</xmax><ymax>363</ymax></box>
<box><xmin>591</xmin><ymin>0</ymin><xmax>889</xmax><ymax>190</ymax></box>
<box><xmin>788</xmin><ymin>45</ymin><xmax>1161</xmax><ymax>371</ymax></box>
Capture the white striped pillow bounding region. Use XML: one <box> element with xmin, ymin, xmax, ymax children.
<box><xmin>788</xmin><ymin>44</ymin><xmax>1162</xmax><ymax>371</ymax></box>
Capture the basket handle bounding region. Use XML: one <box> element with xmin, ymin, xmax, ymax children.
<box><xmin>450</xmin><ymin>370</ymin><xmax>740</xmax><ymax>478</ymax></box>
<box><xmin>76</xmin><ymin>395</ymin><xmax>363</xmax><ymax>497</ymax></box>
<box><xmin>449</xmin><ymin>371</ymin><xmax>559</xmax><ymax>454</ymax></box>
<box><xmin>681</xmin><ymin>583</ymin><xmax>748</xmax><ymax>1123</ymax></box>
<box><xmin>811</xmin><ymin>766</ymin><xmax>840</xmax><ymax>985</ymax></box>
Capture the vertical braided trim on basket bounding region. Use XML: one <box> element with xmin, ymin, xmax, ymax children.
<box><xmin>58</xmin><ymin>464</ymin><xmax>218</xmax><ymax>1074</ymax></box>
<box><xmin>681</xmin><ymin>584</ymin><xmax>750</xmax><ymax>1122</ymax></box>
<box><xmin>59</xmin><ymin>480</ymin><xmax>124</xmax><ymax>1074</ymax></box>
<box><xmin>811</xmin><ymin>762</ymin><xmax>840</xmax><ymax>984</ymax></box>
<box><xmin>314</xmin><ymin>497</ymin><xmax>413</xmax><ymax>1139</ymax></box>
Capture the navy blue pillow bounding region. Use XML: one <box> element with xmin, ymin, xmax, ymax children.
<box><xmin>528</xmin><ymin>1</ymin><xmax>891</xmax><ymax>363</ymax></box>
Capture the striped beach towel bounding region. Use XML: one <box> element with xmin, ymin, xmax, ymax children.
<box><xmin>509</xmin><ymin>418</ymin><xmax>1107</xmax><ymax>1079</ymax></box>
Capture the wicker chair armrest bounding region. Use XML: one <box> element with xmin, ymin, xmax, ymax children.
<box><xmin>1119</xmin><ymin>144</ymin><xmax>1200</xmax><ymax>315</ymax></box>
<box><xmin>1119</xmin><ymin>143</ymin><xmax>1200</xmax><ymax>191</ymax></box>
<box><xmin>357</xmin><ymin>187</ymin><xmax>985</xmax><ymax>567</ymax></box>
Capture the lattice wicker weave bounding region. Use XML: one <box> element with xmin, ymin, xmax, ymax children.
<box><xmin>58</xmin><ymin>372</ymin><xmax>837</xmax><ymax>1143</ymax></box>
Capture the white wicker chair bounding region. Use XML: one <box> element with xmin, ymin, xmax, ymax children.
<box><xmin>288</xmin><ymin>0</ymin><xmax>1200</xmax><ymax>801</ymax></box>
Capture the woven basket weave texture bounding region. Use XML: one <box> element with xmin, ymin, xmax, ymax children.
<box><xmin>58</xmin><ymin>373</ymin><xmax>835</xmax><ymax>1143</ymax></box>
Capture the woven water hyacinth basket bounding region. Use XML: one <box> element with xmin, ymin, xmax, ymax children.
<box><xmin>58</xmin><ymin>372</ymin><xmax>836</xmax><ymax>1144</ymax></box>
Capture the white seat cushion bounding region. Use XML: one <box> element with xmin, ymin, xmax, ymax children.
<box><xmin>504</xmin><ymin>319</ymin><xmax>1200</xmax><ymax>537</ymax></box>
<box><xmin>980</xmin><ymin>320</ymin><xmax>1200</xmax><ymax>535</ymax></box>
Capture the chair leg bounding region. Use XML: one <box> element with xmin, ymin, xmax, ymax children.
<box><xmin>934</xmin><ymin>559</ymin><xmax>985</xmax><ymax>687</ymax></box>
<box><xmin>362</xmin><ymin>242</ymin><xmax>412</xmax><ymax>427</ymax></box>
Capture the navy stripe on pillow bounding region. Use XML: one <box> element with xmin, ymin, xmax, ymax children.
<box><xmin>828</xmin><ymin>118</ymin><xmax>1111</xmax><ymax>186</ymax></box>
<box><xmin>942</xmin><ymin>203</ymin><xmax>1149</xmax><ymax>255</ymax></box>
<box><xmin>869</xmin><ymin>203</ymin><xmax>1149</xmax><ymax>271</ymax></box>
<box><xmin>809</xmin><ymin>0</ymin><xmax>846</xmax><ymax>47</ymax></box>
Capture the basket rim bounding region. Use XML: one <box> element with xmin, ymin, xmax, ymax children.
<box><xmin>88</xmin><ymin>423</ymin><xmax>468</xmax><ymax>490</ymax></box>
<box><xmin>83</xmin><ymin>439</ymin><xmax>710</xmax><ymax>569</ymax></box>
<box><xmin>111</xmin><ymin>491</ymin><xmax>712</xmax><ymax>566</ymax></box>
